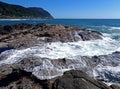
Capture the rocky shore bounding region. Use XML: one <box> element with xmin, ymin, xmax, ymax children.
<box><xmin>0</xmin><ymin>23</ymin><xmax>102</xmax><ymax>49</ymax></box>
<box><xmin>0</xmin><ymin>23</ymin><xmax>120</xmax><ymax>89</ymax></box>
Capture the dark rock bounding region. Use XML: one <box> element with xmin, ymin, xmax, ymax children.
<box><xmin>78</xmin><ymin>30</ymin><xmax>102</xmax><ymax>41</ymax></box>
<box><xmin>0</xmin><ymin>25</ymin><xmax>13</xmax><ymax>35</ymax></box>
<box><xmin>1</xmin><ymin>23</ymin><xmax>116</xmax><ymax>89</ymax></box>
<box><xmin>0</xmin><ymin>23</ymin><xmax>102</xmax><ymax>49</ymax></box>
<box><xmin>0</xmin><ymin>51</ymin><xmax>120</xmax><ymax>89</ymax></box>
<box><xmin>52</xmin><ymin>70</ymin><xmax>111</xmax><ymax>89</ymax></box>
<box><xmin>1</xmin><ymin>51</ymin><xmax>120</xmax><ymax>88</ymax></box>
<box><xmin>0</xmin><ymin>66</ymin><xmax>113</xmax><ymax>89</ymax></box>
<box><xmin>110</xmin><ymin>84</ymin><xmax>120</xmax><ymax>89</ymax></box>
<box><xmin>0</xmin><ymin>69</ymin><xmax>45</xmax><ymax>89</ymax></box>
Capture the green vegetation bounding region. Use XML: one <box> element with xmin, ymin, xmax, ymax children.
<box><xmin>0</xmin><ymin>1</ymin><xmax>53</xmax><ymax>19</ymax></box>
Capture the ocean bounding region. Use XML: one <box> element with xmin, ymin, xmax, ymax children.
<box><xmin>1</xmin><ymin>19</ymin><xmax>120</xmax><ymax>40</ymax></box>
<box><xmin>0</xmin><ymin>19</ymin><xmax>120</xmax><ymax>85</ymax></box>
<box><xmin>0</xmin><ymin>19</ymin><xmax>120</xmax><ymax>55</ymax></box>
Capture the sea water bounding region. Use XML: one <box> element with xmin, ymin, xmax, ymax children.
<box><xmin>0</xmin><ymin>19</ymin><xmax>120</xmax><ymax>84</ymax></box>
<box><xmin>1</xmin><ymin>19</ymin><xmax>120</xmax><ymax>56</ymax></box>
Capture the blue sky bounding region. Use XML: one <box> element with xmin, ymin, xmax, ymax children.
<box><xmin>0</xmin><ymin>0</ymin><xmax>120</xmax><ymax>18</ymax></box>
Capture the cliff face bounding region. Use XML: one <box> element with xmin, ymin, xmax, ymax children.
<box><xmin>0</xmin><ymin>1</ymin><xmax>53</xmax><ymax>19</ymax></box>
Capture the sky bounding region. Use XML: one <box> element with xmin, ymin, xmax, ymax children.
<box><xmin>0</xmin><ymin>0</ymin><xmax>120</xmax><ymax>19</ymax></box>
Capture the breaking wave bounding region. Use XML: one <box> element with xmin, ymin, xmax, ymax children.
<box><xmin>0</xmin><ymin>25</ymin><xmax>120</xmax><ymax>85</ymax></box>
<box><xmin>109</xmin><ymin>27</ymin><xmax>120</xmax><ymax>30</ymax></box>
<box><xmin>0</xmin><ymin>36</ymin><xmax>120</xmax><ymax>64</ymax></box>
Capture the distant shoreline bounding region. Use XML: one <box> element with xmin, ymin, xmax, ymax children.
<box><xmin>0</xmin><ymin>19</ymin><xmax>28</xmax><ymax>20</ymax></box>
<box><xmin>0</xmin><ymin>19</ymin><xmax>50</xmax><ymax>21</ymax></box>
<box><xmin>1</xmin><ymin>18</ymin><xmax>120</xmax><ymax>21</ymax></box>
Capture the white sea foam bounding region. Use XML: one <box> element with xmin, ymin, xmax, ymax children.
<box><xmin>0</xmin><ymin>35</ymin><xmax>120</xmax><ymax>82</ymax></box>
<box><xmin>110</xmin><ymin>27</ymin><xmax>120</xmax><ymax>30</ymax></box>
<box><xmin>0</xmin><ymin>36</ymin><xmax>120</xmax><ymax>65</ymax></box>
<box><xmin>93</xmin><ymin>64</ymin><xmax>120</xmax><ymax>84</ymax></box>
<box><xmin>0</xmin><ymin>19</ymin><xmax>28</xmax><ymax>21</ymax></box>
<box><xmin>90</xmin><ymin>25</ymin><xmax>120</xmax><ymax>30</ymax></box>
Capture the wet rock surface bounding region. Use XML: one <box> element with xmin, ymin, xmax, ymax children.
<box><xmin>0</xmin><ymin>52</ymin><xmax>120</xmax><ymax>89</ymax></box>
<box><xmin>52</xmin><ymin>70</ymin><xmax>111</xmax><ymax>89</ymax></box>
<box><xmin>0</xmin><ymin>70</ymin><xmax>43</xmax><ymax>89</ymax></box>
<box><xmin>0</xmin><ymin>69</ymin><xmax>120</xmax><ymax>89</ymax></box>
<box><xmin>0</xmin><ymin>23</ymin><xmax>102</xmax><ymax>49</ymax></box>
<box><xmin>0</xmin><ymin>24</ymin><xmax>120</xmax><ymax>89</ymax></box>
<box><xmin>110</xmin><ymin>84</ymin><xmax>120</xmax><ymax>89</ymax></box>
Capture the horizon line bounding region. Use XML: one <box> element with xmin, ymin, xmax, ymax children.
<box><xmin>55</xmin><ymin>18</ymin><xmax>120</xmax><ymax>19</ymax></box>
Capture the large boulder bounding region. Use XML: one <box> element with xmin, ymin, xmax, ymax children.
<box><xmin>0</xmin><ymin>67</ymin><xmax>116</xmax><ymax>89</ymax></box>
<box><xmin>52</xmin><ymin>70</ymin><xmax>111</xmax><ymax>89</ymax></box>
<box><xmin>110</xmin><ymin>84</ymin><xmax>120</xmax><ymax>89</ymax></box>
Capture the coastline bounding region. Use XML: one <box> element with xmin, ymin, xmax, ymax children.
<box><xmin>0</xmin><ymin>21</ymin><xmax>120</xmax><ymax>89</ymax></box>
<box><xmin>0</xmin><ymin>18</ymin><xmax>52</xmax><ymax>21</ymax></box>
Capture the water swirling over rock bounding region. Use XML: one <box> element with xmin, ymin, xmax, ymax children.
<box><xmin>0</xmin><ymin>24</ymin><xmax>120</xmax><ymax>89</ymax></box>
<box><xmin>0</xmin><ymin>23</ymin><xmax>102</xmax><ymax>49</ymax></box>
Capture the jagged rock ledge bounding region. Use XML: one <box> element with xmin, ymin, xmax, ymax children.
<box><xmin>0</xmin><ymin>69</ymin><xmax>120</xmax><ymax>89</ymax></box>
<box><xmin>0</xmin><ymin>23</ymin><xmax>102</xmax><ymax>49</ymax></box>
<box><xmin>0</xmin><ymin>52</ymin><xmax>120</xmax><ymax>89</ymax></box>
<box><xmin>1</xmin><ymin>23</ymin><xmax>120</xmax><ymax>89</ymax></box>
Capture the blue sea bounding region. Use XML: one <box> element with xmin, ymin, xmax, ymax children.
<box><xmin>1</xmin><ymin>19</ymin><xmax>120</xmax><ymax>57</ymax></box>
<box><xmin>0</xmin><ymin>19</ymin><xmax>120</xmax><ymax>85</ymax></box>
<box><xmin>0</xmin><ymin>19</ymin><xmax>120</xmax><ymax>40</ymax></box>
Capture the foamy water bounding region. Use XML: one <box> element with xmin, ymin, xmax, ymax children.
<box><xmin>0</xmin><ymin>36</ymin><xmax>120</xmax><ymax>64</ymax></box>
<box><xmin>0</xmin><ymin>24</ymin><xmax>120</xmax><ymax>85</ymax></box>
<box><xmin>0</xmin><ymin>34</ymin><xmax>120</xmax><ymax>82</ymax></box>
<box><xmin>109</xmin><ymin>27</ymin><xmax>120</xmax><ymax>30</ymax></box>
